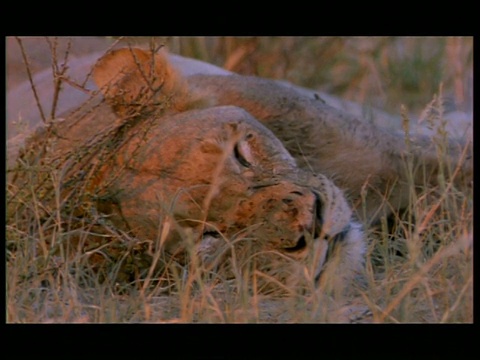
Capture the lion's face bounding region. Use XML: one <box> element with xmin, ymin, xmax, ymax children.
<box><xmin>91</xmin><ymin>103</ymin><xmax>357</xmax><ymax>282</ymax></box>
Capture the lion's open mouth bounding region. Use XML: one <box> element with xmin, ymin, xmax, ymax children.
<box><xmin>314</xmin><ymin>222</ymin><xmax>356</xmax><ymax>283</ymax></box>
<box><xmin>202</xmin><ymin>230</ymin><xmax>222</xmax><ymax>239</ymax></box>
<box><xmin>282</xmin><ymin>235</ymin><xmax>307</xmax><ymax>253</ymax></box>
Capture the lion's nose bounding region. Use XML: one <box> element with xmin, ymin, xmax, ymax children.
<box><xmin>279</xmin><ymin>190</ymin><xmax>322</xmax><ymax>254</ymax></box>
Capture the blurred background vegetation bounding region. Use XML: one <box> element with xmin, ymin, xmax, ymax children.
<box><xmin>121</xmin><ymin>36</ymin><xmax>473</xmax><ymax>116</ymax></box>
<box><xmin>9</xmin><ymin>36</ymin><xmax>473</xmax><ymax>117</ymax></box>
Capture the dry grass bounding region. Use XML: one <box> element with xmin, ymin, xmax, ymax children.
<box><xmin>6</xmin><ymin>36</ymin><xmax>473</xmax><ymax>323</ymax></box>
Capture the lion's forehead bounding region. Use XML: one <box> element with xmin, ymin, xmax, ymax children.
<box><xmin>152</xmin><ymin>105</ymin><xmax>298</xmax><ymax>164</ymax></box>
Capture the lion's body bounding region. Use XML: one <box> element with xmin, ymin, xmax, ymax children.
<box><xmin>6</xmin><ymin>42</ymin><xmax>472</xmax><ymax>296</ymax></box>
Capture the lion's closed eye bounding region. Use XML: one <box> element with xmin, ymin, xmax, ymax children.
<box><xmin>234</xmin><ymin>135</ymin><xmax>254</xmax><ymax>168</ymax></box>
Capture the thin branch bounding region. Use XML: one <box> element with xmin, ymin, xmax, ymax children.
<box><xmin>55</xmin><ymin>75</ymin><xmax>94</xmax><ymax>95</ymax></box>
<box><xmin>46</xmin><ymin>37</ymin><xmax>72</xmax><ymax>120</ymax></box>
<box><xmin>15</xmin><ymin>37</ymin><xmax>47</xmax><ymax>124</ymax></box>
<box><xmin>127</xmin><ymin>44</ymin><xmax>158</xmax><ymax>93</ymax></box>
<box><xmin>82</xmin><ymin>36</ymin><xmax>125</xmax><ymax>88</ymax></box>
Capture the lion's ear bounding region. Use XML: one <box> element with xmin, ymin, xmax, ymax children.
<box><xmin>93</xmin><ymin>47</ymin><xmax>189</xmax><ymax>116</ymax></box>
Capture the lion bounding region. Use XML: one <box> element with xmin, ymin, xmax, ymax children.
<box><xmin>7</xmin><ymin>47</ymin><xmax>365</xmax><ymax>295</ymax></box>
<box><xmin>7</xmin><ymin>44</ymin><xmax>471</xmax><ymax>297</ymax></box>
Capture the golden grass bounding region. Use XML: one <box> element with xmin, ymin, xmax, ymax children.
<box><xmin>6</xmin><ymin>36</ymin><xmax>473</xmax><ymax>323</ymax></box>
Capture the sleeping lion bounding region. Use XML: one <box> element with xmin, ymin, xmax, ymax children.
<box><xmin>6</xmin><ymin>44</ymin><xmax>471</xmax><ymax>296</ymax></box>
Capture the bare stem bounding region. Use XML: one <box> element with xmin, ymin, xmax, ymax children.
<box><xmin>15</xmin><ymin>37</ymin><xmax>47</xmax><ymax>124</ymax></box>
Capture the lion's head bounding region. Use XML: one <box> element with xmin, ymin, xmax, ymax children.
<box><xmin>8</xmin><ymin>47</ymin><xmax>364</xmax><ymax>294</ymax></box>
